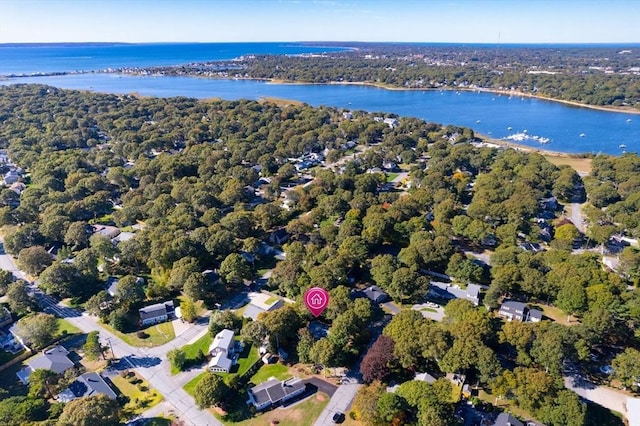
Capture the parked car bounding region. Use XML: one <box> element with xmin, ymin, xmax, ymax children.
<box><xmin>332</xmin><ymin>412</ymin><xmax>345</xmax><ymax>423</ymax></box>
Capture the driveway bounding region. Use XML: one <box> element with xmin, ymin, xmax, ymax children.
<box><xmin>411</xmin><ymin>304</ymin><xmax>445</xmax><ymax>322</ymax></box>
<box><xmin>305</xmin><ymin>377</ymin><xmax>338</xmax><ymax>397</ymax></box>
<box><xmin>313</xmin><ymin>383</ymin><xmax>361</xmax><ymax>426</ymax></box>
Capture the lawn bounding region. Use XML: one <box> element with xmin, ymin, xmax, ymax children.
<box><xmin>101</xmin><ymin>321</ymin><xmax>176</xmax><ymax>347</ymax></box>
<box><xmin>250</xmin><ymin>363</ymin><xmax>291</xmax><ymax>384</ymax></box>
<box><xmin>234</xmin><ymin>342</ymin><xmax>260</xmax><ymax>376</ymax></box>
<box><xmin>55</xmin><ymin>318</ymin><xmax>82</xmax><ymax>336</ymax></box>
<box><xmin>544</xmin><ymin>155</ymin><xmax>592</xmax><ymax>176</ymax></box>
<box><xmin>176</xmin><ymin>294</ymin><xmax>207</xmax><ymax>318</ymax></box>
<box><xmin>229</xmin><ymin>392</ymin><xmax>330</xmax><ymax>426</ymax></box>
<box><xmin>419</xmin><ymin>307</ymin><xmax>437</xmax><ymax>313</ymax></box>
<box><xmin>112</xmin><ymin>371</ymin><xmax>163</xmax><ymax>418</ymax></box>
<box><xmin>536</xmin><ymin>304</ymin><xmax>577</xmax><ymax>326</ymax></box>
<box><xmin>171</xmin><ymin>333</ymin><xmax>212</xmax><ymax>375</ymax></box>
<box><xmin>183</xmin><ymin>371</ymin><xmax>205</xmax><ymax>396</ymax></box>
<box><xmin>184</xmin><ymin>341</ymin><xmax>260</xmax><ymax>394</ymax></box>
<box><xmin>386</xmin><ymin>172</ymin><xmax>399</xmax><ymax>182</ymax></box>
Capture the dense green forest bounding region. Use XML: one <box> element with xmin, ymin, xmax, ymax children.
<box><xmin>0</xmin><ymin>84</ymin><xmax>639</xmax><ymax>425</ymax></box>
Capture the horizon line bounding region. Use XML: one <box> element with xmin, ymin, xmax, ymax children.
<box><xmin>2</xmin><ymin>41</ymin><xmax>640</xmax><ymax>46</ymax></box>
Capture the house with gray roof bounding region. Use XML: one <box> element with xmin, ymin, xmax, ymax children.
<box><xmin>17</xmin><ymin>345</ymin><xmax>75</xmax><ymax>384</ymax></box>
<box><xmin>57</xmin><ymin>372</ymin><xmax>117</xmax><ymax>402</ymax></box>
<box><xmin>362</xmin><ymin>285</ymin><xmax>389</xmax><ymax>303</ymax></box>
<box><xmin>493</xmin><ymin>412</ymin><xmax>524</xmax><ymax>426</ymax></box>
<box><xmin>139</xmin><ymin>300</ymin><xmax>174</xmax><ymax>326</ymax></box>
<box><xmin>207</xmin><ymin>329</ymin><xmax>240</xmax><ymax>373</ymax></box>
<box><xmin>247</xmin><ymin>377</ymin><xmax>306</xmax><ymax>411</ymax></box>
<box><xmin>428</xmin><ymin>282</ymin><xmax>481</xmax><ymax>306</ymax></box>
<box><xmin>498</xmin><ymin>300</ymin><xmax>543</xmax><ymax>323</ymax></box>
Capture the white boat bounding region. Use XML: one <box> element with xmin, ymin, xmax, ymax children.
<box><xmin>476</xmin><ymin>120</ymin><xmax>481</xmax><ymax>123</ymax></box>
<box><xmin>620</xmin><ymin>144</ymin><xmax>627</xmax><ymax>149</ymax></box>
<box><xmin>627</xmin><ymin>119</ymin><xmax>632</xmax><ymax>123</ymax></box>
<box><xmin>580</xmin><ymin>133</ymin><xmax>586</xmax><ymax>137</ymax></box>
<box><xmin>507</xmin><ymin>126</ymin><xmax>513</xmax><ymax>130</ymax></box>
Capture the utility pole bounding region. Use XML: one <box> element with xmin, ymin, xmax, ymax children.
<box><xmin>105</xmin><ymin>337</ymin><xmax>115</xmax><ymax>360</ymax></box>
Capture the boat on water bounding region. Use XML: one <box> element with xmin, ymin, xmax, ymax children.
<box><xmin>507</xmin><ymin>126</ymin><xmax>513</xmax><ymax>131</ymax></box>
<box><xmin>620</xmin><ymin>144</ymin><xmax>627</xmax><ymax>149</ymax></box>
<box><xmin>627</xmin><ymin>119</ymin><xmax>632</xmax><ymax>123</ymax></box>
<box><xmin>580</xmin><ymin>133</ymin><xmax>586</xmax><ymax>137</ymax></box>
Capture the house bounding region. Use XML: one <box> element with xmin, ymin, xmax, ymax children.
<box><xmin>498</xmin><ymin>300</ymin><xmax>527</xmax><ymax>322</ymax></box>
<box><xmin>139</xmin><ymin>300</ymin><xmax>174</xmax><ymax>326</ymax></box>
<box><xmin>361</xmin><ymin>285</ymin><xmax>389</xmax><ymax>303</ymax></box>
<box><xmin>91</xmin><ymin>224</ymin><xmax>121</xmax><ymax>240</ymax></box>
<box><xmin>105</xmin><ymin>277</ymin><xmax>120</xmax><ymax>297</ymax></box>
<box><xmin>247</xmin><ymin>377</ymin><xmax>306</xmax><ymax>411</ymax></box>
<box><xmin>57</xmin><ymin>372</ymin><xmax>117</xmax><ymax>402</ymax></box>
<box><xmin>498</xmin><ymin>300</ymin><xmax>543</xmax><ymax>323</ymax></box>
<box><xmin>243</xmin><ymin>292</ymin><xmax>284</xmax><ymax>321</ymax></box>
<box><xmin>428</xmin><ymin>282</ymin><xmax>481</xmax><ymax>306</ymax></box>
<box><xmin>207</xmin><ymin>329</ymin><xmax>239</xmax><ymax>373</ymax></box>
<box><xmin>3</xmin><ymin>170</ymin><xmax>20</xmax><ymax>185</ymax></box>
<box><xmin>16</xmin><ymin>345</ymin><xmax>75</xmax><ymax>384</ymax></box>
<box><xmin>269</xmin><ymin>228</ymin><xmax>290</xmax><ymax>245</ymax></box>
<box><xmin>493</xmin><ymin>412</ymin><xmax>524</xmax><ymax>426</ymax></box>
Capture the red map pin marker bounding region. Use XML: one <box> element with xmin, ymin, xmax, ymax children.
<box><xmin>304</xmin><ymin>287</ymin><xmax>330</xmax><ymax>317</ymax></box>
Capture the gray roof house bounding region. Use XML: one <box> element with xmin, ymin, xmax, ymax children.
<box><xmin>493</xmin><ymin>412</ymin><xmax>524</xmax><ymax>426</ymax></box>
<box><xmin>498</xmin><ymin>300</ymin><xmax>543</xmax><ymax>323</ymax></box>
<box><xmin>17</xmin><ymin>345</ymin><xmax>75</xmax><ymax>384</ymax></box>
<box><xmin>498</xmin><ymin>300</ymin><xmax>527</xmax><ymax>322</ymax></box>
<box><xmin>57</xmin><ymin>372</ymin><xmax>117</xmax><ymax>402</ymax></box>
<box><xmin>429</xmin><ymin>282</ymin><xmax>481</xmax><ymax>306</ymax></box>
<box><xmin>139</xmin><ymin>300</ymin><xmax>174</xmax><ymax>326</ymax></box>
<box><xmin>207</xmin><ymin>329</ymin><xmax>239</xmax><ymax>373</ymax></box>
<box><xmin>247</xmin><ymin>377</ymin><xmax>306</xmax><ymax>411</ymax></box>
<box><xmin>362</xmin><ymin>285</ymin><xmax>389</xmax><ymax>303</ymax></box>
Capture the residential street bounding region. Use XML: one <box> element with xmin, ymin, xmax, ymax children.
<box><xmin>0</xmin><ymin>241</ymin><xmax>222</xmax><ymax>426</ymax></box>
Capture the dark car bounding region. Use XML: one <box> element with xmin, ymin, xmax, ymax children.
<box><xmin>332</xmin><ymin>412</ymin><xmax>345</xmax><ymax>423</ymax></box>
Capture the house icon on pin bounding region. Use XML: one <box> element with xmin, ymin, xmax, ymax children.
<box><xmin>311</xmin><ymin>294</ymin><xmax>323</xmax><ymax>306</ymax></box>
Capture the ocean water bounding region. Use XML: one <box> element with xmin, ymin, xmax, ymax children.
<box><xmin>1</xmin><ymin>43</ymin><xmax>638</xmax><ymax>155</ymax></box>
<box><xmin>0</xmin><ymin>42</ymin><xmax>349</xmax><ymax>75</ymax></box>
<box><xmin>2</xmin><ymin>73</ymin><xmax>637</xmax><ymax>155</ymax></box>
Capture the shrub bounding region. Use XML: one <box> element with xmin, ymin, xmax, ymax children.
<box><xmin>136</xmin><ymin>331</ymin><xmax>149</xmax><ymax>339</ymax></box>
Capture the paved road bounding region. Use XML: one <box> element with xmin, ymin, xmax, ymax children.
<box><xmin>570</xmin><ymin>202</ymin><xmax>586</xmax><ymax>233</ymax></box>
<box><xmin>563</xmin><ymin>372</ymin><xmax>629</xmax><ymax>421</ymax></box>
<box><xmin>0</xmin><ymin>243</ymin><xmax>222</xmax><ymax>426</ymax></box>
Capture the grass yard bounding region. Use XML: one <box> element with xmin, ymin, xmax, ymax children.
<box><xmin>535</xmin><ymin>304</ymin><xmax>577</xmax><ymax>326</ymax></box>
<box><xmin>55</xmin><ymin>318</ymin><xmax>82</xmax><ymax>336</ymax></box>
<box><xmin>234</xmin><ymin>342</ymin><xmax>260</xmax><ymax>376</ymax></box>
<box><xmin>184</xmin><ymin>341</ymin><xmax>260</xmax><ymax>394</ymax></box>
<box><xmin>144</xmin><ymin>419</ymin><xmax>172</xmax><ymax>426</ymax></box>
<box><xmin>112</xmin><ymin>371</ymin><xmax>163</xmax><ymax>418</ymax></box>
<box><xmin>544</xmin><ymin>155</ymin><xmax>592</xmax><ymax>176</ymax></box>
<box><xmin>419</xmin><ymin>307</ymin><xmax>437</xmax><ymax>313</ymax></box>
<box><xmin>171</xmin><ymin>333</ymin><xmax>212</xmax><ymax>375</ymax></box>
<box><xmin>228</xmin><ymin>392</ymin><xmax>330</xmax><ymax>426</ymax></box>
<box><xmin>250</xmin><ymin>363</ymin><xmax>291</xmax><ymax>384</ymax></box>
<box><xmin>183</xmin><ymin>371</ymin><xmax>205</xmax><ymax>396</ymax></box>
<box><xmin>385</xmin><ymin>172</ymin><xmax>399</xmax><ymax>182</ymax></box>
<box><xmin>101</xmin><ymin>321</ymin><xmax>176</xmax><ymax>347</ymax></box>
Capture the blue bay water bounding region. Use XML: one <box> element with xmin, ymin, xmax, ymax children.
<box><xmin>0</xmin><ymin>43</ymin><xmax>638</xmax><ymax>155</ymax></box>
<box><xmin>0</xmin><ymin>42</ymin><xmax>349</xmax><ymax>75</ymax></box>
<box><xmin>2</xmin><ymin>73</ymin><xmax>638</xmax><ymax>155</ymax></box>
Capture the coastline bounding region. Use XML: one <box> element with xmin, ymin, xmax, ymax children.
<box><xmin>318</xmin><ymin>80</ymin><xmax>640</xmax><ymax>115</ymax></box>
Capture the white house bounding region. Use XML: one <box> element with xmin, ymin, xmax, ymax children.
<box><xmin>139</xmin><ymin>300</ymin><xmax>174</xmax><ymax>326</ymax></box>
<box><xmin>247</xmin><ymin>377</ymin><xmax>306</xmax><ymax>410</ymax></box>
<box><xmin>207</xmin><ymin>329</ymin><xmax>240</xmax><ymax>373</ymax></box>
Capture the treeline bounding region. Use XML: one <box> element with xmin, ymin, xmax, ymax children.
<box><xmin>1</xmin><ymin>84</ymin><xmax>640</xmax><ymax>425</ymax></box>
<box><xmin>121</xmin><ymin>44</ymin><xmax>640</xmax><ymax>109</ymax></box>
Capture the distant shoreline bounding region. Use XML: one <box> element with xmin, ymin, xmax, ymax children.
<box><xmin>310</xmin><ymin>80</ymin><xmax>640</xmax><ymax>115</ymax></box>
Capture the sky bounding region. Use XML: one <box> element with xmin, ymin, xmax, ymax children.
<box><xmin>1</xmin><ymin>0</ymin><xmax>639</xmax><ymax>44</ymax></box>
